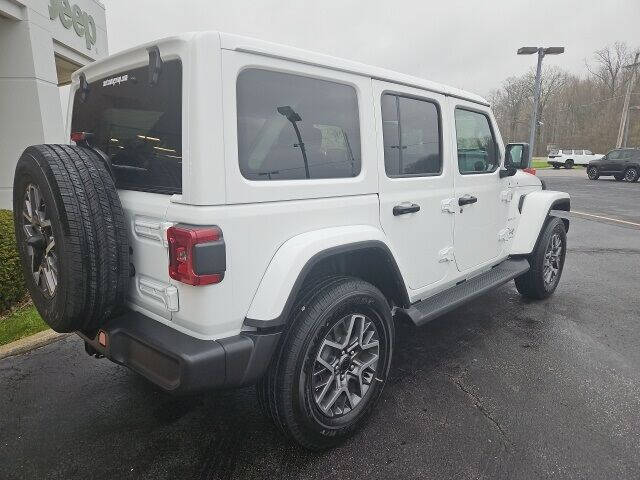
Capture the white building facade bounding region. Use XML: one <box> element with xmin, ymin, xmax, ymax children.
<box><xmin>0</xmin><ymin>0</ymin><xmax>107</xmax><ymax>208</ymax></box>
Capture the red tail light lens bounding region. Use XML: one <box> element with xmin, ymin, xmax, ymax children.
<box><xmin>523</xmin><ymin>167</ymin><xmax>537</xmax><ymax>175</ymax></box>
<box><xmin>71</xmin><ymin>131</ymin><xmax>88</xmax><ymax>143</ymax></box>
<box><xmin>71</xmin><ymin>132</ymin><xmax>93</xmax><ymax>143</ymax></box>
<box><xmin>167</xmin><ymin>225</ymin><xmax>225</xmax><ymax>286</ymax></box>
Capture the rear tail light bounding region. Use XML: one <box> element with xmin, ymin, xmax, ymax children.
<box><xmin>167</xmin><ymin>225</ymin><xmax>225</xmax><ymax>286</ymax></box>
<box><xmin>523</xmin><ymin>167</ymin><xmax>537</xmax><ymax>175</ymax></box>
<box><xmin>71</xmin><ymin>131</ymin><xmax>92</xmax><ymax>143</ymax></box>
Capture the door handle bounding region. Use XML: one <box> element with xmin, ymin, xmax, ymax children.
<box><xmin>458</xmin><ymin>195</ymin><xmax>478</xmax><ymax>206</ymax></box>
<box><xmin>393</xmin><ymin>203</ymin><xmax>421</xmax><ymax>216</ymax></box>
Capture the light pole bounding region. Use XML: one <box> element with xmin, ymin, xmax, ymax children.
<box><xmin>616</xmin><ymin>52</ymin><xmax>640</xmax><ymax>148</ymax></box>
<box><xmin>623</xmin><ymin>105</ymin><xmax>640</xmax><ymax>147</ymax></box>
<box><xmin>517</xmin><ymin>46</ymin><xmax>565</xmax><ymax>162</ymax></box>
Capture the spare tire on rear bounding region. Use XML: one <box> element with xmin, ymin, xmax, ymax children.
<box><xmin>13</xmin><ymin>144</ymin><xmax>130</xmax><ymax>333</ymax></box>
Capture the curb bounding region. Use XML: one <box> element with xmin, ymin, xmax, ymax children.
<box><xmin>0</xmin><ymin>329</ymin><xmax>70</xmax><ymax>360</ymax></box>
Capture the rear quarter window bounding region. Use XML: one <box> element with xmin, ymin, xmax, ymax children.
<box><xmin>236</xmin><ymin>69</ymin><xmax>361</xmax><ymax>181</ymax></box>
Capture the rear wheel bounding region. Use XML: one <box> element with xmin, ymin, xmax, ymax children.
<box><xmin>515</xmin><ymin>217</ymin><xmax>566</xmax><ymax>300</ymax></box>
<box><xmin>257</xmin><ymin>276</ymin><xmax>394</xmax><ymax>450</ymax></box>
<box><xmin>624</xmin><ymin>167</ymin><xmax>639</xmax><ymax>182</ymax></box>
<box><xmin>13</xmin><ymin>145</ymin><xmax>129</xmax><ymax>332</ymax></box>
<box><xmin>564</xmin><ymin>159</ymin><xmax>574</xmax><ymax>169</ymax></box>
<box><xmin>552</xmin><ymin>164</ymin><xmax>560</xmax><ymax>169</ymax></box>
<box><xmin>587</xmin><ymin>166</ymin><xmax>599</xmax><ymax>180</ymax></box>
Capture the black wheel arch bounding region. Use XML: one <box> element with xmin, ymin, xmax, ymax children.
<box><xmin>244</xmin><ymin>241</ymin><xmax>410</xmax><ymax>329</ymax></box>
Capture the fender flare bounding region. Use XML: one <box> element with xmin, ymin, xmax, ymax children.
<box><xmin>510</xmin><ymin>191</ymin><xmax>570</xmax><ymax>255</ymax></box>
<box><xmin>244</xmin><ymin>226</ymin><xmax>408</xmax><ymax>328</ymax></box>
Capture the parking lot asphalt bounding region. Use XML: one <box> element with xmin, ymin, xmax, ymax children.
<box><xmin>1</xmin><ymin>169</ymin><xmax>639</xmax><ymax>480</ymax></box>
<box><xmin>538</xmin><ymin>167</ymin><xmax>640</xmax><ymax>224</ymax></box>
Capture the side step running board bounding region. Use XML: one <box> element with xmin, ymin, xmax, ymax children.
<box><xmin>398</xmin><ymin>258</ymin><xmax>530</xmax><ymax>327</ymax></box>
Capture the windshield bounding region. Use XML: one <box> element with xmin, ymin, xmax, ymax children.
<box><xmin>71</xmin><ymin>60</ymin><xmax>183</xmax><ymax>194</ymax></box>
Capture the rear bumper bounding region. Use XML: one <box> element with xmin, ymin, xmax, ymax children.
<box><xmin>78</xmin><ymin>310</ymin><xmax>281</xmax><ymax>394</ymax></box>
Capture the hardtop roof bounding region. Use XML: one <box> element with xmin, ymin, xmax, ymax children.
<box><xmin>218</xmin><ymin>32</ymin><xmax>489</xmax><ymax>106</ymax></box>
<box><xmin>74</xmin><ymin>31</ymin><xmax>489</xmax><ymax>106</ymax></box>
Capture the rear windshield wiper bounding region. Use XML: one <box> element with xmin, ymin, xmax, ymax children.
<box><xmin>79</xmin><ymin>73</ymin><xmax>90</xmax><ymax>102</ymax></box>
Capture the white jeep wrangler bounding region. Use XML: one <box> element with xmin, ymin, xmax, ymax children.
<box><xmin>13</xmin><ymin>32</ymin><xmax>569</xmax><ymax>450</ymax></box>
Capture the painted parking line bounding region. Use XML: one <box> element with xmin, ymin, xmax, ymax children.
<box><xmin>572</xmin><ymin>210</ymin><xmax>640</xmax><ymax>227</ymax></box>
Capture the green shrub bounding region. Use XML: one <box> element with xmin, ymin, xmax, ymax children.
<box><xmin>0</xmin><ymin>209</ymin><xmax>26</xmax><ymax>313</ymax></box>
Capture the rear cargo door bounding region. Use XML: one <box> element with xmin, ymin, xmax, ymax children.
<box><xmin>70</xmin><ymin>60</ymin><xmax>184</xmax><ymax>319</ymax></box>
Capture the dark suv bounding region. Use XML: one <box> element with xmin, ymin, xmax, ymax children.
<box><xmin>587</xmin><ymin>148</ymin><xmax>640</xmax><ymax>182</ymax></box>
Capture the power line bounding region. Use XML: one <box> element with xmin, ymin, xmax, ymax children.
<box><xmin>556</xmin><ymin>92</ymin><xmax>639</xmax><ymax>111</ymax></box>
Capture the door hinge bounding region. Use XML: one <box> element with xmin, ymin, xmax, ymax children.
<box><xmin>438</xmin><ymin>246</ymin><xmax>455</xmax><ymax>263</ymax></box>
<box><xmin>498</xmin><ymin>227</ymin><xmax>515</xmax><ymax>242</ymax></box>
<box><xmin>441</xmin><ymin>198</ymin><xmax>457</xmax><ymax>214</ymax></box>
<box><xmin>500</xmin><ymin>189</ymin><xmax>514</xmax><ymax>203</ymax></box>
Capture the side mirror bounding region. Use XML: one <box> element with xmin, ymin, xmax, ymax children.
<box><xmin>505</xmin><ymin>143</ymin><xmax>530</xmax><ymax>169</ymax></box>
<box><xmin>499</xmin><ymin>166</ymin><xmax>517</xmax><ymax>178</ymax></box>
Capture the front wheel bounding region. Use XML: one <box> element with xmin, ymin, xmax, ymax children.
<box><xmin>624</xmin><ymin>167</ymin><xmax>639</xmax><ymax>182</ymax></box>
<box><xmin>587</xmin><ymin>166</ymin><xmax>599</xmax><ymax>180</ymax></box>
<box><xmin>515</xmin><ymin>217</ymin><xmax>567</xmax><ymax>300</ymax></box>
<box><xmin>257</xmin><ymin>276</ymin><xmax>394</xmax><ymax>450</ymax></box>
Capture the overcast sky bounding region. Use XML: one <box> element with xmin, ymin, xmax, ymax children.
<box><xmin>101</xmin><ymin>0</ymin><xmax>639</xmax><ymax>97</ymax></box>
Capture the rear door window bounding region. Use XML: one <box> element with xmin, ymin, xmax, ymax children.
<box><xmin>71</xmin><ymin>60</ymin><xmax>183</xmax><ymax>194</ymax></box>
<box><xmin>236</xmin><ymin>69</ymin><xmax>361</xmax><ymax>180</ymax></box>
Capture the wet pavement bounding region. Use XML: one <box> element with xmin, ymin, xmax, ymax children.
<box><xmin>1</xmin><ymin>169</ymin><xmax>639</xmax><ymax>479</ymax></box>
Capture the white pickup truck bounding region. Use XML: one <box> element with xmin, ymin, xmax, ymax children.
<box><xmin>12</xmin><ymin>31</ymin><xmax>570</xmax><ymax>450</ymax></box>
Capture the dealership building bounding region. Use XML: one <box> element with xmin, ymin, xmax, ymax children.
<box><xmin>0</xmin><ymin>0</ymin><xmax>107</xmax><ymax>208</ymax></box>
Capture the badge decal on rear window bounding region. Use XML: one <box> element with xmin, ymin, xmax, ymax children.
<box><xmin>103</xmin><ymin>74</ymin><xmax>128</xmax><ymax>87</ymax></box>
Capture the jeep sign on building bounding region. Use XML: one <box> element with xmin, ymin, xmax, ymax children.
<box><xmin>0</xmin><ymin>0</ymin><xmax>107</xmax><ymax>208</ymax></box>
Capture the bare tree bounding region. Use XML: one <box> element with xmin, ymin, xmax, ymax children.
<box><xmin>523</xmin><ymin>66</ymin><xmax>570</xmax><ymax>155</ymax></box>
<box><xmin>491</xmin><ymin>42</ymin><xmax>639</xmax><ymax>156</ymax></box>
<box><xmin>585</xmin><ymin>41</ymin><xmax>631</xmax><ymax>95</ymax></box>
<box><xmin>489</xmin><ymin>75</ymin><xmax>529</xmax><ymax>141</ymax></box>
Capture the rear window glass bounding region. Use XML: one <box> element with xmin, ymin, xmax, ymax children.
<box><xmin>71</xmin><ymin>60</ymin><xmax>183</xmax><ymax>194</ymax></box>
<box><xmin>236</xmin><ymin>69</ymin><xmax>361</xmax><ymax>181</ymax></box>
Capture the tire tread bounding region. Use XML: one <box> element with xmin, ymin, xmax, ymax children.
<box><xmin>13</xmin><ymin>144</ymin><xmax>130</xmax><ymax>332</ymax></box>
